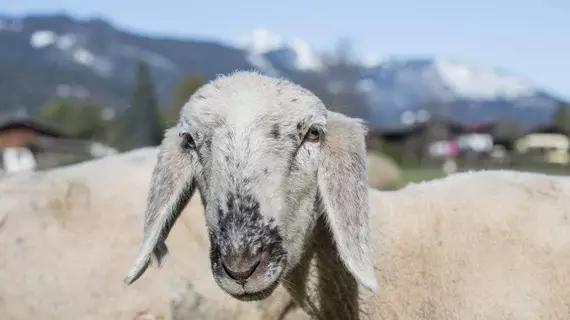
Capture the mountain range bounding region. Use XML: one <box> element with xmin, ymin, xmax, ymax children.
<box><xmin>0</xmin><ymin>12</ymin><xmax>568</xmax><ymax>130</ymax></box>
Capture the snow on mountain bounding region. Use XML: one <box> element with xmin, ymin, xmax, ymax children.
<box><xmin>236</xmin><ymin>28</ymin><xmax>322</xmax><ymax>74</ymax></box>
<box><xmin>30</xmin><ymin>30</ymin><xmax>57</xmax><ymax>48</ymax></box>
<box><xmin>30</xmin><ymin>30</ymin><xmax>77</xmax><ymax>51</ymax></box>
<box><xmin>236</xmin><ymin>28</ymin><xmax>541</xmax><ymax>106</ymax></box>
<box><xmin>56</xmin><ymin>34</ymin><xmax>75</xmax><ymax>51</ymax></box>
<box><xmin>1</xmin><ymin>14</ymin><xmax>566</xmax><ymax>130</ymax></box>
<box><xmin>286</xmin><ymin>37</ymin><xmax>322</xmax><ymax>70</ymax></box>
<box><xmin>27</xmin><ymin>27</ymin><xmax>180</xmax><ymax>79</ymax></box>
<box><xmin>433</xmin><ymin>58</ymin><xmax>536</xmax><ymax>100</ymax></box>
<box><xmin>29</xmin><ymin>29</ymin><xmax>113</xmax><ymax>77</ymax></box>
<box><xmin>361</xmin><ymin>56</ymin><xmax>540</xmax><ymax>105</ymax></box>
<box><xmin>237</xmin><ymin>28</ymin><xmax>284</xmax><ymax>54</ymax></box>
<box><xmin>23</xmin><ymin>21</ymin><xmax>544</xmax><ymax>107</ymax></box>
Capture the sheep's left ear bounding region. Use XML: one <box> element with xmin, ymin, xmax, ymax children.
<box><xmin>317</xmin><ymin>110</ymin><xmax>377</xmax><ymax>292</ymax></box>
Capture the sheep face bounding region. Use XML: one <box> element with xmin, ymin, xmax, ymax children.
<box><xmin>124</xmin><ymin>71</ymin><xmax>377</xmax><ymax>301</ymax></box>
<box><xmin>184</xmin><ymin>74</ymin><xmax>327</xmax><ymax>301</ymax></box>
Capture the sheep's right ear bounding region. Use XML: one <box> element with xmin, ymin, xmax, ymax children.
<box><xmin>124</xmin><ymin>126</ymin><xmax>197</xmax><ymax>285</ymax></box>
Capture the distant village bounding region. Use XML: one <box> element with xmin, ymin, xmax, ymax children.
<box><xmin>1</xmin><ymin>105</ymin><xmax>569</xmax><ymax>176</ymax></box>
<box><xmin>367</xmin><ymin>107</ymin><xmax>570</xmax><ymax>174</ymax></box>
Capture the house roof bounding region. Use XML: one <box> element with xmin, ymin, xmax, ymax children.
<box><xmin>0</xmin><ymin>116</ymin><xmax>66</xmax><ymax>138</ymax></box>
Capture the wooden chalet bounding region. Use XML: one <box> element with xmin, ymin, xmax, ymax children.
<box><xmin>0</xmin><ymin>116</ymin><xmax>117</xmax><ymax>173</ymax></box>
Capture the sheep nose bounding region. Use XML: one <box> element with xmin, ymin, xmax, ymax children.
<box><xmin>221</xmin><ymin>250</ymin><xmax>262</xmax><ymax>282</ymax></box>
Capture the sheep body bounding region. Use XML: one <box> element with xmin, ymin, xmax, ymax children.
<box><xmin>360</xmin><ymin>169</ymin><xmax>570</xmax><ymax>319</ymax></box>
<box><xmin>282</xmin><ymin>169</ymin><xmax>570</xmax><ymax>319</ymax></box>
<box><xmin>366</xmin><ymin>151</ymin><xmax>402</xmax><ymax>190</ymax></box>
<box><xmin>122</xmin><ymin>71</ymin><xmax>570</xmax><ymax>320</ymax></box>
<box><xmin>0</xmin><ymin>148</ymin><xmax>308</xmax><ymax>320</ymax></box>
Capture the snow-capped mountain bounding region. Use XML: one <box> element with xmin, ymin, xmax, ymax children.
<box><xmin>356</xmin><ymin>57</ymin><xmax>561</xmax><ymax>127</ymax></box>
<box><xmin>0</xmin><ymin>13</ymin><xmax>255</xmax><ymax>110</ymax></box>
<box><xmin>0</xmin><ymin>13</ymin><xmax>566</xmax><ymax>130</ymax></box>
<box><xmin>432</xmin><ymin>59</ymin><xmax>536</xmax><ymax>100</ymax></box>
<box><xmin>233</xmin><ymin>29</ymin><xmax>564</xmax><ymax>128</ymax></box>
<box><xmin>362</xmin><ymin>57</ymin><xmax>537</xmax><ymax>102</ymax></box>
<box><xmin>236</xmin><ymin>28</ymin><xmax>322</xmax><ymax>74</ymax></box>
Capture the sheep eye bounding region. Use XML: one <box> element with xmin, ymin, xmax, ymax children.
<box><xmin>180</xmin><ymin>132</ymin><xmax>196</xmax><ymax>150</ymax></box>
<box><xmin>303</xmin><ymin>127</ymin><xmax>321</xmax><ymax>143</ymax></box>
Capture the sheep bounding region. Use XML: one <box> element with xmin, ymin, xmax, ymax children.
<box><xmin>0</xmin><ymin>147</ymin><xmax>309</xmax><ymax>320</ymax></box>
<box><xmin>366</xmin><ymin>151</ymin><xmax>402</xmax><ymax>190</ymax></box>
<box><xmin>124</xmin><ymin>70</ymin><xmax>570</xmax><ymax>319</ymax></box>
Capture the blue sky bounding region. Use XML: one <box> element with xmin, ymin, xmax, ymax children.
<box><xmin>4</xmin><ymin>0</ymin><xmax>570</xmax><ymax>99</ymax></box>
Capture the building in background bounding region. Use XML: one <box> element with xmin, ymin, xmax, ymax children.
<box><xmin>515</xmin><ymin>133</ymin><xmax>570</xmax><ymax>165</ymax></box>
<box><xmin>0</xmin><ymin>115</ymin><xmax>118</xmax><ymax>174</ymax></box>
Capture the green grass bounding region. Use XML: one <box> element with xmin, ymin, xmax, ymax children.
<box><xmin>400</xmin><ymin>166</ymin><xmax>570</xmax><ymax>186</ymax></box>
<box><xmin>401</xmin><ymin>169</ymin><xmax>446</xmax><ymax>184</ymax></box>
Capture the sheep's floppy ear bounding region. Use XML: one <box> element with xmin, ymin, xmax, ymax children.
<box><xmin>124</xmin><ymin>126</ymin><xmax>197</xmax><ymax>285</ymax></box>
<box><xmin>317</xmin><ymin>110</ymin><xmax>377</xmax><ymax>292</ymax></box>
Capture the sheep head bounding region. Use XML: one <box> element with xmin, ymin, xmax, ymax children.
<box><xmin>124</xmin><ymin>70</ymin><xmax>377</xmax><ymax>300</ymax></box>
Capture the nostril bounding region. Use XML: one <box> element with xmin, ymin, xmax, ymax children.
<box><xmin>221</xmin><ymin>251</ymin><xmax>262</xmax><ymax>281</ymax></box>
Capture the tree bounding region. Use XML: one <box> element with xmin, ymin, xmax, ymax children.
<box><xmin>160</xmin><ymin>74</ymin><xmax>205</xmax><ymax>131</ymax></box>
<box><xmin>35</xmin><ymin>98</ymin><xmax>107</xmax><ymax>141</ymax></box>
<box><xmin>553</xmin><ymin>102</ymin><xmax>570</xmax><ymax>135</ymax></box>
<box><xmin>120</xmin><ymin>59</ymin><xmax>163</xmax><ymax>150</ymax></box>
<box><xmin>494</xmin><ymin>118</ymin><xmax>523</xmax><ymax>144</ymax></box>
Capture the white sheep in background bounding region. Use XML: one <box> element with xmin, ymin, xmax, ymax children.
<box><xmin>125</xmin><ymin>70</ymin><xmax>570</xmax><ymax>320</ymax></box>
<box><xmin>0</xmin><ymin>147</ymin><xmax>309</xmax><ymax>320</ymax></box>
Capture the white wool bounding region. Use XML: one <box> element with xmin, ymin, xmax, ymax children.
<box><xmin>120</xmin><ymin>71</ymin><xmax>570</xmax><ymax>319</ymax></box>
<box><xmin>0</xmin><ymin>148</ymin><xmax>308</xmax><ymax>320</ymax></box>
